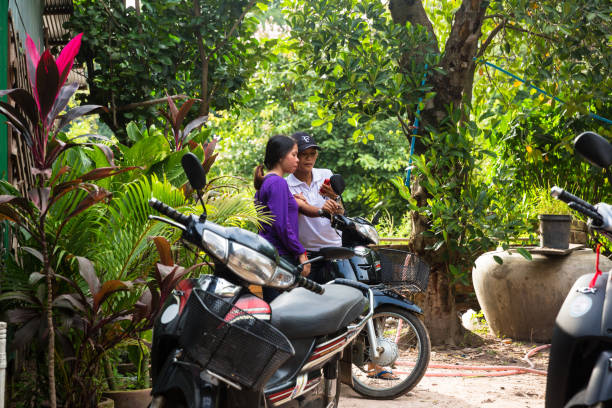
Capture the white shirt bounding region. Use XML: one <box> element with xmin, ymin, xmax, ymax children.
<box><xmin>287</xmin><ymin>168</ymin><xmax>342</xmax><ymax>251</ymax></box>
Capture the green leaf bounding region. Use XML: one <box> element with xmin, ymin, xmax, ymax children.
<box><xmin>493</xmin><ymin>255</ymin><xmax>503</xmax><ymax>265</ymax></box>
<box><xmin>515</xmin><ymin>248</ymin><xmax>533</xmax><ymax>261</ymax></box>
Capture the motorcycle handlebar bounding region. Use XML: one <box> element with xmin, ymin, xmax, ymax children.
<box><xmin>550</xmin><ymin>187</ymin><xmax>604</xmax><ymax>227</ymax></box>
<box><xmin>551</xmin><ymin>186</ymin><xmax>598</xmax><ymax>212</ymax></box>
<box><xmin>295</xmin><ymin>275</ymin><xmax>325</xmax><ymax>294</ymax></box>
<box><xmin>149</xmin><ymin>198</ymin><xmax>191</xmax><ymax>226</ymax></box>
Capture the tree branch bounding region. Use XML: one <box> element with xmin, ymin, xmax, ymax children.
<box><xmin>116</xmin><ymin>95</ymin><xmax>190</xmax><ymax>112</ymax></box>
<box><xmin>212</xmin><ymin>0</ymin><xmax>259</xmax><ymax>56</ymax></box>
<box><xmin>477</xmin><ymin>20</ymin><xmax>506</xmax><ymax>58</ymax></box>
<box><xmin>505</xmin><ymin>22</ymin><xmax>554</xmax><ymax>41</ymax></box>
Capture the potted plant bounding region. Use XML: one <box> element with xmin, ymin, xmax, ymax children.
<box><xmin>534</xmin><ymin>187</ymin><xmax>573</xmax><ymax>249</ymax></box>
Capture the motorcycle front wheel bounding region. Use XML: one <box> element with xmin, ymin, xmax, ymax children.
<box><xmin>351</xmin><ymin>306</ymin><xmax>430</xmax><ymax>399</ymax></box>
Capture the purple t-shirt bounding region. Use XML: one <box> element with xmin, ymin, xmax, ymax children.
<box><xmin>255</xmin><ymin>174</ymin><xmax>305</xmax><ymax>257</ymax></box>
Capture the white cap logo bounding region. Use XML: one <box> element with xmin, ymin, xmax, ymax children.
<box><xmin>302</xmin><ymin>135</ymin><xmax>310</xmax><ymax>143</ymax></box>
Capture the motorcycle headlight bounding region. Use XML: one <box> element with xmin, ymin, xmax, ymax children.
<box><xmin>202</xmin><ymin>230</ymin><xmax>229</xmax><ymax>262</ymax></box>
<box><xmin>354</xmin><ymin>246</ymin><xmax>371</xmax><ymax>257</ymax></box>
<box><xmin>355</xmin><ymin>223</ymin><xmax>379</xmax><ymax>245</ymax></box>
<box><xmin>268</xmin><ymin>266</ymin><xmax>296</xmax><ymax>289</ymax></box>
<box><xmin>227</xmin><ymin>241</ymin><xmax>277</xmax><ymax>285</ymax></box>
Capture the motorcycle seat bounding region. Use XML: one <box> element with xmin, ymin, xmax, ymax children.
<box><xmin>270</xmin><ymin>284</ymin><xmax>367</xmax><ymax>339</ymax></box>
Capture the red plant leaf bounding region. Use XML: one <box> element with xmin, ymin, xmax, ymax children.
<box><xmin>31</xmin><ymin>167</ymin><xmax>52</xmax><ymax>179</ymax></box>
<box><xmin>13</xmin><ymin>319</ymin><xmax>42</xmax><ymax>351</ymax></box>
<box><xmin>79</xmin><ymin>166</ymin><xmax>140</xmax><ymax>182</ymax></box>
<box><xmin>150</xmin><ymin>236</ymin><xmax>174</xmax><ymax>266</ymax></box>
<box><xmin>204</xmin><ymin>138</ymin><xmax>218</xmax><ymax>159</ymax></box>
<box><xmin>0</xmin><ymin>204</ymin><xmax>23</xmax><ymax>224</ymax></box>
<box><xmin>202</xmin><ymin>153</ymin><xmax>218</xmax><ymax>174</ymax></box>
<box><xmin>0</xmin><ymin>102</ymin><xmax>31</xmax><ymax>140</ymax></box>
<box><xmin>166</xmin><ymin>93</ymin><xmax>179</xmax><ymax>123</ymax></box>
<box><xmin>55</xmin><ymin>33</ymin><xmax>83</xmax><ymax>88</ymax></box>
<box><xmin>53</xmin><ymin>293</ymin><xmax>87</xmax><ymax>314</ymax></box>
<box><xmin>182</xmin><ymin>115</ymin><xmax>208</xmax><ymax>140</ymax></box>
<box><xmin>6</xmin><ymin>122</ymin><xmax>33</xmax><ymax>149</ymax></box>
<box><xmin>21</xmin><ymin>247</ymin><xmax>43</xmax><ymax>263</ymax></box>
<box><xmin>47</xmin><ymin>82</ymin><xmax>79</xmax><ymax>125</ymax></box>
<box><xmin>27</xmin><ymin>187</ymin><xmax>50</xmax><ymax>212</ymax></box>
<box><xmin>0</xmin><ymin>88</ymin><xmax>39</xmax><ymax>125</ymax></box>
<box><xmin>175</xmin><ymin>99</ymin><xmax>196</xmax><ymax>135</ymax></box>
<box><xmin>62</xmin><ymin>188</ymin><xmax>112</xmax><ymax>225</ymax></box>
<box><xmin>92</xmin><ymin>144</ymin><xmax>115</xmax><ymax>166</ymax></box>
<box><xmin>35</xmin><ymin>50</ymin><xmax>60</xmax><ymax>123</ymax></box>
<box><xmin>50</xmin><ymin>165</ymin><xmax>71</xmax><ymax>186</ymax></box>
<box><xmin>25</xmin><ymin>35</ymin><xmax>41</xmax><ymax>94</ymax></box>
<box><xmin>93</xmin><ymin>280</ymin><xmax>133</xmax><ymax>312</ymax></box>
<box><xmin>76</xmin><ymin>256</ymin><xmax>100</xmax><ymax>296</ymax></box>
<box><xmin>6</xmin><ymin>308</ymin><xmax>39</xmax><ymax>324</ymax></box>
<box><xmin>57</xmin><ymin>105</ymin><xmax>106</xmax><ymax>131</ymax></box>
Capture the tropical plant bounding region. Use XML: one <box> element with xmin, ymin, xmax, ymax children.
<box><xmin>0</xmin><ymin>33</ymin><xmax>137</xmax><ymax>408</ymax></box>
<box><xmin>158</xmin><ymin>94</ymin><xmax>209</xmax><ymax>152</ymax></box>
<box><xmin>1</xmin><ymin>234</ymin><xmax>200</xmax><ymax>406</ymax></box>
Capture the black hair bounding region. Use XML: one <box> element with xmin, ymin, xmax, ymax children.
<box><xmin>253</xmin><ymin>134</ymin><xmax>296</xmax><ymax>190</ymax></box>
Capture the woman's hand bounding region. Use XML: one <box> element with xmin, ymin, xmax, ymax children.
<box><xmin>293</xmin><ymin>193</ymin><xmax>308</xmax><ymax>203</ymax></box>
<box><xmin>298</xmin><ymin>252</ymin><xmax>311</xmax><ymax>277</ymax></box>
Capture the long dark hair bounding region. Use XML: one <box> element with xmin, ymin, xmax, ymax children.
<box><xmin>254</xmin><ymin>135</ymin><xmax>296</xmax><ymax>190</ymax></box>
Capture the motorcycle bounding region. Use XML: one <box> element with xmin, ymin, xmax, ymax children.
<box><xmin>314</xmin><ymin>175</ymin><xmax>431</xmax><ymax>399</ymax></box>
<box><xmin>545</xmin><ymin>131</ymin><xmax>612</xmax><ymax>408</ymax></box>
<box><xmin>148</xmin><ymin>153</ymin><xmax>374</xmax><ymax>408</ymax></box>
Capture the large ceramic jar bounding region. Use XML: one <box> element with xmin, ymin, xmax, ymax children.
<box><xmin>473</xmin><ymin>248</ymin><xmax>612</xmax><ymax>342</ymax></box>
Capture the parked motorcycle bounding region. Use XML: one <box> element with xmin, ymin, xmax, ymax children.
<box><xmin>545</xmin><ymin>131</ymin><xmax>612</xmax><ymax>408</ymax></box>
<box><xmin>316</xmin><ymin>175</ymin><xmax>431</xmax><ymax>399</ymax></box>
<box><xmin>148</xmin><ymin>153</ymin><xmax>374</xmax><ymax>408</ymax></box>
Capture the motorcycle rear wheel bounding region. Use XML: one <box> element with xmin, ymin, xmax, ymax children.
<box><xmin>351</xmin><ymin>306</ymin><xmax>430</xmax><ymax>399</ymax></box>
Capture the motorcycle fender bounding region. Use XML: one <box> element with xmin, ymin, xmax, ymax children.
<box><xmin>584</xmin><ymin>351</ymin><xmax>612</xmax><ymax>406</ymax></box>
<box><xmin>152</xmin><ymin>352</ymin><xmax>216</xmax><ymax>408</ymax></box>
<box><xmin>373</xmin><ymin>288</ymin><xmax>423</xmax><ymax>315</ymax></box>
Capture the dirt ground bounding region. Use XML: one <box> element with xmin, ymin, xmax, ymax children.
<box><xmin>339</xmin><ymin>332</ymin><xmax>550</xmax><ymax>408</ymax></box>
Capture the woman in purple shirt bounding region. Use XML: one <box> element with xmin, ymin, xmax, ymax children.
<box><xmin>254</xmin><ymin>135</ymin><xmax>310</xmax><ymax>301</ymax></box>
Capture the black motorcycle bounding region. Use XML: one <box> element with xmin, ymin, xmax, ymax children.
<box><xmin>545</xmin><ymin>131</ymin><xmax>612</xmax><ymax>408</ymax></box>
<box><xmin>315</xmin><ymin>175</ymin><xmax>431</xmax><ymax>399</ymax></box>
<box><xmin>148</xmin><ymin>153</ymin><xmax>374</xmax><ymax>408</ymax></box>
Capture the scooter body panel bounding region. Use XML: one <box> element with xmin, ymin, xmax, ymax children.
<box><xmin>546</xmin><ymin>272</ymin><xmax>612</xmax><ymax>407</ymax></box>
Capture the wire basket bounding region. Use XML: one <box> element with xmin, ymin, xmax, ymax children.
<box><xmin>376</xmin><ymin>249</ymin><xmax>430</xmax><ymax>293</ymax></box>
<box><xmin>180</xmin><ymin>289</ymin><xmax>294</xmax><ymax>390</ymax></box>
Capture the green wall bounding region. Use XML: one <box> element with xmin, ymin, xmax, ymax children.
<box><xmin>1</xmin><ymin>0</ymin><xmax>8</xmax><ymax>181</ymax></box>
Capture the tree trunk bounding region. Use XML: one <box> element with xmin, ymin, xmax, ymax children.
<box><xmin>41</xmin><ymin>234</ymin><xmax>56</xmax><ymax>408</ymax></box>
<box><xmin>192</xmin><ymin>0</ymin><xmax>210</xmax><ymax>116</ymax></box>
<box><xmin>390</xmin><ymin>0</ymin><xmax>488</xmax><ymax>345</ymax></box>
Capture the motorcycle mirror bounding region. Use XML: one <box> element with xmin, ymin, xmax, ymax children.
<box><xmin>371</xmin><ymin>210</ymin><xmax>382</xmax><ymax>226</ymax></box>
<box><xmin>181</xmin><ymin>152</ymin><xmax>207</xmax><ymax>190</ymax></box>
<box><xmin>574</xmin><ymin>132</ymin><xmax>612</xmax><ymax>169</ymax></box>
<box><xmin>330</xmin><ymin>174</ymin><xmax>346</xmax><ymax>196</ymax></box>
<box><xmin>318</xmin><ymin>246</ymin><xmax>354</xmax><ymax>260</ymax></box>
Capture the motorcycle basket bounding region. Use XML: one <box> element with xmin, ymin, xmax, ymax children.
<box><xmin>180</xmin><ymin>289</ymin><xmax>294</xmax><ymax>390</ymax></box>
<box><xmin>376</xmin><ymin>248</ymin><xmax>430</xmax><ymax>293</ymax></box>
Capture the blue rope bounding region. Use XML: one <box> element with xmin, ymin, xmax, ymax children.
<box><xmin>405</xmin><ymin>65</ymin><xmax>428</xmax><ymax>187</ymax></box>
<box><xmin>476</xmin><ymin>59</ymin><xmax>612</xmax><ymax>126</ymax></box>
<box><xmin>403</xmin><ymin>59</ymin><xmax>612</xmax><ymax>189</ymax></box>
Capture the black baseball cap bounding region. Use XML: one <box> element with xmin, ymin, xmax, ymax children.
<box><xmin>291</xmin><ymin>132</ymin><xmax>321</xmax><ymax>153</ymax></box>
